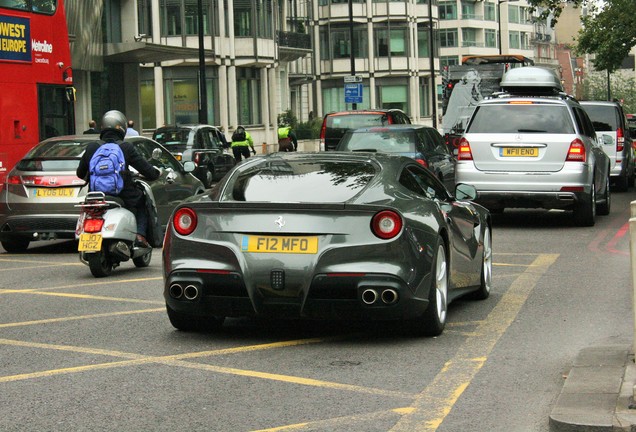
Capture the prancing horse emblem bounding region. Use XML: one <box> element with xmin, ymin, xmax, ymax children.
<box><xmin>275</xmin><ymin>216</ymin><xmax>286</xmax><ymax>229</ymax></box>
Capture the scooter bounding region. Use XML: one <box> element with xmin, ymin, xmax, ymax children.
<box><xmin>75</xmin><ymin>179</ymin><xmax>156</xmax><ymax>278</ymax></box>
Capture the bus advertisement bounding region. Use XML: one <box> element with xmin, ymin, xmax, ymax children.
<box><xmin>0</xmin><ymin>0</ymin><xmax>75</xmax><ymax>185</ymax></box>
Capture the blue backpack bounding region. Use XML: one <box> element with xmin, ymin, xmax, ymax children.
<box><xmin>89</xmin><ymin>142</ymin><xmax>126</xmax><ymax>195</ymax></box>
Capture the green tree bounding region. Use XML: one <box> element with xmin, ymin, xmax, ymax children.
<box><xmin>529</xmin><ymin>0</ymin><xmax>636</xmax><ymax>72</ymax></box>
<box><xmin>583</xmin><ymin>71</ymin><xmax>636</xmax><ymax>113</ymax></box>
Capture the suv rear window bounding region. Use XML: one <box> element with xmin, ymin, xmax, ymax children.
<box><xmin>581</xmin><ymin>105</ymin><xmax>619</xmax><ymax>131</ymax></box>
<box><xmin>467</xmin><ymin>104</ymin><xmax>575</xmax><ymax>134</ymax></box>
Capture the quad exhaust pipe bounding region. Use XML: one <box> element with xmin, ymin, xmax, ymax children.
<box><xmin>169</xmin><ymin>283</ymin><xmax>200</xmax><ymax>300</ymax></box>
<box><xmin>361</xmin><ymin>288</ymin><xmax>399</xmax><ymax>305</ymax></box>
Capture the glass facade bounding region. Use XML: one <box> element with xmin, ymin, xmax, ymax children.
<box><xmin>237</xmin><ymin>68</ymin><xmax>262</xmax><ymax>125</ymax></box>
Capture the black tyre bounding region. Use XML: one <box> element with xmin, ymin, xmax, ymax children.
<box><xmin>573</xmin><ymin>183</ymin><xmax>596</xmax><ymax>227</ymax></box>
<box><xmin>88</xmin><ymin>251</ymin><xmax>113</xmax><ymax>278</ymax></box>
<box><xmin>133</xmin><ymin>249</ymin><xmax>152</xmax><ymax>268</ymax></box>
<box><xmin>406</xmin><ymin>238</ymin><xmax>448</xmax><ymax>337</ymax></box>
<box><xmin>597</xmin><ymin>175</ymin><xmax>611</xmax><ymax>216</ymax></box>
<box><xmin>1</xmin><ymin>238</ymin><xmax>30</xmax><ymax>253</ymax></box>
<box><xmin>471</xmin><ymin>225</ymin><xmax>492</xmax><ymax>300</ymax></box>
<box><xmin>166</xmin><ymin>305</ymin><xmax>225</xmax><ymax>332</ymax></box>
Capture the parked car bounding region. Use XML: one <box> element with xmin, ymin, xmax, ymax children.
<box><xmin>320</xmin><ymin>109</ymin><xmax>411</xmax><ymax>151</ymax></box>
<box><xmin>580</xmin><ymin>101</ymin><xmax>634</xmax><ymax>191</ymax></box>
<box><xmin>152</xmin><ymin>124</ymin><xmax>235</xmax><ymax>188</ymax></box>
<box><xmin>456</xmin><ymin>66</ymin><xmax>611</xmax><ymax>226</ymax></box>
<box><xmin>0</xmin><ymin>135</ymin><xmax>205</xmax><ymax>253</ymax></box>
<box><xmin>162</xmin><ymin>152</ymin><xmax>491</xmax><ymax>337</ymax></box>
<box><xmin>336</xmin><ymin>124</ymin><xmax>456</xmax><ymax>192</ymax></box>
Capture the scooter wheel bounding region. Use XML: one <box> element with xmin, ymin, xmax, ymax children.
<box><xmin>88</xmin><ymin>252</ymin><xmax>113</xmax><ymax>277</ymax></box>
<box><xmin>133</xmin><ymin>249</ymin><xmax>152</xmax><ymax>268</ymax></box>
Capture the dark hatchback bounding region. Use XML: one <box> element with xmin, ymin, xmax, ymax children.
<box><xmin>320</xmin><ymin>109</ymin><xmax>411</xmax><ymax>151</ymax></box>
<box><xmin>336</xmin><ymin>124</ymin><xmax>456</xmax><ymax>192</ymax></box>
<box><xmin>153</xmin><ymin>124</ymin><xmax>235</xmax><ymax>188</ymax></box>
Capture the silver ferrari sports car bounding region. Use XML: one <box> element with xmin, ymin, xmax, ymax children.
<box><xmin>162</xmin><ymin>152</ymin><xmax>492</xmax><ymax>336</ymax></box>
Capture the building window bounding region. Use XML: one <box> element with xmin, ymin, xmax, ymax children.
<box><xmin>234</xmin><ymin>0</ymin><xmax>252</xmax><ymax>36</ymax></box>
<box><xmin>509</xmin><ymin>30</ymin><xmax>520</xmax><ymax>49</ymax></box>
<box><xmin>138</xmin><ymin>0</ymin><xmax>153</xmax><ymax>37</ymax></box>
<box><xmin>508</xmin><ymin>5</ymin><xmax>520</xmax><ymax>24</ymax></box>
<box><xmin>485</xmin><ymin>29</ymin><xmax>496</xmax><ymax>48</ymax></box>
<box><xmin>184</xmin><ymin>0</ymin><xmax>210</xmax><ymax>35</ymax></box>
<box><xmin>237</xmin><ymin>68</ymin><xmax>261</xmax><ymax>125</ymax></box>
<box><xmin>461</xmin><ymin>2</ymin><xmax>478</xmax><ymax>19</ymax></box>
<box><xmin>378</xmin><ymin>85</ymin><xmax>407</xmax><ymax>111</ymax></box>
<box><xmin>484</xmin><ymin>2</ymin><xmax>496</xmax><ymax>21</ymax></box>
<box><xmin>162</xmin><ymin>67</ymin><xmax>219</xmax><ymax>125</ymax></box>
<box><xmin>439</xmin><ymin>29</ymin><xmax>457</xmax><ymax>48</ymax></box>
<box><xmin>420</xmin><ymin>77</ymin><xmax>430</xmax><ymax>117</ymax></box>
<box><xmin>417</xmin><ymin>24</ymin><xmax>430</xmax><ymax>58</ymax></box>
<box><xmin>324</xmin><ymin>25</ymin><xmax>368</xmax><ymax>59</ymax></box>
<box><xmin>141</xmin><ymin>79</ymin><xmax>156</xmax><ymax>128</ymax></box>
<box><xmin>162</xmin><ymin>0</ymin><xmax>182</xmax><ymax>36</ymax></box>
<box><xmin>440</xmin><ymin>56</ymin><xmax>459</xmax><ymax>67</ymax></box>
<box><xmin>160</xmin><ymin>0</ymin><xmax>216</xmax><ymax>36</ymax></box>
<box><xmin>322</xmin><ymin>85</ymin><xmax>370</xmax><ymax>112</ymax></box>
<box><xmin>375</xmin><ymin>27</ymin><xmax>408</xmax><ymax>57</ymax></box>
<box><xmin>439</xmin><ymin>2</ymin><xmax>457</xmax><ymax>20</ymax></box>
<box><xmin>256</xmin><ymin>0</ymin><xmax>273</xmax><ymax>38</ymax></box>
<box><xmin>462</xmin><ymin>28</ymin><xmax>478</xmax><ymax>47</ymax></box>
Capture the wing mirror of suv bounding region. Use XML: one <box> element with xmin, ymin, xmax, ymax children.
<box><xmin>455</xmin><ymin>183</ymin><xmax>478</xmax><ymax>201</ymax></box>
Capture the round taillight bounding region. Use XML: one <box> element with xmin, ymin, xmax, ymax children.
<box><xmin>371</xmin><ymin>210</ymin><xmax>403</xmax><ymax>239</ymax></box>
<box><xmin>173</xmin><ymin>207</ymin><xmax>198</xmax><ymax>236</ymax></box>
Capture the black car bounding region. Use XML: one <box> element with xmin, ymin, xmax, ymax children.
<box><xmin>320</xmin><ymin>109</ymin><xmax>411</xmax><ymax>151</ymax></box>
<box><xmin>336</xmin><ymin>124</ymin><xmax>456</xmax><ymax>192</ymax></box>
<box><xmin>153</xmin><ymin>124</ymin><xmax>235</xmax><ymax>188</ymax></box>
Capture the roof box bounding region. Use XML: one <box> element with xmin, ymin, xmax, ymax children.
<box><xmin>500</xmin><ymin>66</ymin><xmax>563</xmax><ymax>94</ymax></box>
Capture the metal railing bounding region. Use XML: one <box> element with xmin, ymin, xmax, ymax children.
<box><xmin>277</xmin><ymin>31</ymin><xmax>311</xmax><ymax>50</ymax></box>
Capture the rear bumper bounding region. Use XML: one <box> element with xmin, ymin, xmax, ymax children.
<box><xmin>164</xmin><ymin>270</ymin><xmax>429</xmax><ymax>321</ymax></box>
<box><xmin>0</xmin><ymin>214</ymin><xmax>79</xmax><ymax>240</ymax></box>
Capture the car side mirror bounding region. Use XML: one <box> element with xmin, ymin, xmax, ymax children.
<box><xmin>183</xmin><ymin>161</ymin><xmax>196</xmax><ymax>173</ymax></box>
<box><xmin>455</xmin><ymin>183</ymin><xmax>477</xmax><ymax>200</ymax></box>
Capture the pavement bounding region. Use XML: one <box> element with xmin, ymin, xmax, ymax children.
<box><xmin>549</xmin><ymin>345</ymin><xmax>636</xmax><ymax>431</ymax></box>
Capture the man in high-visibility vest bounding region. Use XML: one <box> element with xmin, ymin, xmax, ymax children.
<box><xmin>231</xmin><ymin>125</ymin><xmax>256</xmax><ymax>162</ymax></box>
<box><xmin>277</xmin><ymin>125</ymin><xmax>298</xmax><ymax>152</ymax></box>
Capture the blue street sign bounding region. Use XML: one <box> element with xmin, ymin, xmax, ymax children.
<box><xmin>344</xmin><ymin>83</ymin><xmax>363</xmax><ymax>104</ymax></box>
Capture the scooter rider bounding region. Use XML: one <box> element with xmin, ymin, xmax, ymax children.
<box><xmin>77</xmin><ymin>110</ymin><xmax>160</xmax><ymax>247</ymax></box>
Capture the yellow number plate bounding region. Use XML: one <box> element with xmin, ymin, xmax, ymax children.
<box><xmin>78</xmin><ymin>233</ymin><xmax>102</xmax><ymax>252</ymax></box>
<box><xmin>34</xmin><ymin>188</ymin><xmax>76</xmax><ymax>198</ymax></box>
<box><xmin>500</xmin><ymin>147</ymin><xmax>539</xmax><ymax>157</ymax></box>
<box><xmin>241</xmin><ymin>236</ymin><xmax>318</xmax><ymax>254</ymax></box>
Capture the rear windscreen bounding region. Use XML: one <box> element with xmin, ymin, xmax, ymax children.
<box><xmin>327</xmin><ymin>114</ymin><xmax>389</xmax><ymax>130</ymax></box>
<box><xmin>16</xmin><ymin>140</ymin><xmax>87</xmax><ymax>171</ymax></box>
<box><xmin>153</xmin><ymin>130</ymin><xmax>192</xmax><ymax>146</ymax></box>
<box><xmin>581</xmin><ymin>105</ymin><xmax>619</xmax><ymax>131</ymax></box>
<box><xmin>339</xmin><ymin>131</ymin><xmax>416</xmax><ymax>153</ymax></box>
<box><xmin>467</xmin><ymin>104</ymin><xmax>575</xmax><ymax>134</ymax></box>
<box><xmin>224</xmin><ymin>159</ymin><xmax>377</xmax><ymax>202</ymax></box>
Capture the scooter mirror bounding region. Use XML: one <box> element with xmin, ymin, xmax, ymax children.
<box><xmin>151</xmin><ymin>148</ymin><xmax>163</xmax><ymax>160</ymax></box>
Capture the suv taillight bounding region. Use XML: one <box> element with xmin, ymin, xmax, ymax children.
<box><xmin>617</xmin><ymin>127</ymin><xmax>624</xmax><ymax>152</ymax></box>
<box><xmin>566</xmin><ymin>139</ymin><xmax>586</xmax><ymax>162</ymax></box>
<box><xmin>457</xmin><ymin>138</ymin><xmax>473</xmax><ymax>161</ymax></box>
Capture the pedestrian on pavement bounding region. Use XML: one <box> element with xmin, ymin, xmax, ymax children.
<box><xmin>83</xmin><ymin>120</ymin><xmax>99</xmax><ymax>135</ymax></box>
<box><xmin>126</xmin><ymin>120</ymin><xmax>140</xmax><ymax>136</ymax></box>
<box><xmin>231</xmin><ymin>125</ymin><xmax>256</xmax><ymax>162</ymax></box>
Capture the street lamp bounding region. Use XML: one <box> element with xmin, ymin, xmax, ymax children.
<box><xmin>497</xmin><ymin>0</ymin><xmax>518</xmax><ymax>55</ymax></box>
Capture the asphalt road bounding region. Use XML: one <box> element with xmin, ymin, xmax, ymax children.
<box><xmin>0</xmin><ymin>192</ymin><xmax>634</xmax><ymax>432</ymax></box>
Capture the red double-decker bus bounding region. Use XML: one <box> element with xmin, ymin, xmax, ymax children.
<box><xmin>0</xmin><ymin>0</ymin><xmax>75</xmax><ymax>185</ymax></box>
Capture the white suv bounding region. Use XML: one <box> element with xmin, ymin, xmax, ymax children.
<box><xmin>456</xmin><ymin>67</ymin><xmax>611</xmax><ymax>226</ymax></box>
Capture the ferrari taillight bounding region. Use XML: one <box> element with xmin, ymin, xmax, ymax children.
<box><xmin>83</xmin><ymin>218</ymin><xmax>104</xmax><ymax>233</ymax></box>
<box><xmin>566</xmin><ymin>139</ymin><xmax>586</xmax><ymax>162</ymax></box>
<box><xmin>173</xmin><ymin>207</ymin><xmax>198</xmax><ymax>236</ymax></box>
<box><xmin>371</xmin><ymin>210</ymin><xmax>403</xmax><ymax>240</ymax></box>
<box><xmin>457</xmin><ymin>138</ymin><xmax>473</xmax><ymax>161</ymax></box>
